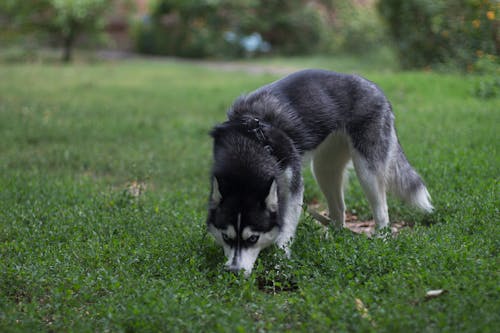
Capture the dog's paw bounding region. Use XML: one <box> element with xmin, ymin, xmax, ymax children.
<box><xmin>277</xmin><ymin>244</ymin><xmax>292</xmax><ymax>259</ymax></box>
<box><xmin>374</xmin><ymin>226</ymin><xmax>392</xmax><ymax>240</ymax></box>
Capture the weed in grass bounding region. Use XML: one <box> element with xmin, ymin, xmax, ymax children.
<box><xmin>473</xmin><ymin>76</ymin><xmax>500</xmax><ymax>99</ymax></box>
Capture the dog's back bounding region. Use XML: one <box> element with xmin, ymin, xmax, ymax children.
<box><xmin>227</xmin><ymin>69</ymin><xmax>432</xmax><ymax>227</ymax></box>
<box><xmin>229</xmin><ymin>70</ymin><xmax>390</xmax><ymax>151</ymax></box>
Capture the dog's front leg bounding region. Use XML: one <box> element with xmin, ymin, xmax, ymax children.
<box><xmin>275</xmin><ymin>184</ymin><xmax>304</xmax><ymax>257</ymax></box>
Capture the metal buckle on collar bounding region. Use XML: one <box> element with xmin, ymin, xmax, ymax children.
<box><xmin>245</xmin><ymin>118</ymin><xmax>273</xmax><ymax>154</ymax></box>
<box><xmin>246</xmin><ymin>118</ymin><xmax>266</xmax><ymax>142</ymax></box>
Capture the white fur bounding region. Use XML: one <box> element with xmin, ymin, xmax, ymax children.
<box><xmin>211</xmin><ymin>178</ymin><xmax>222</xmax><ymax>206</ymax></box>
<box><xmin>265</xmin><ymin>180</ymin><xmax>279</xmax><ymax>213</ymax></box>
<box><xmin>310</xmin><ymin>133</ymin><xmax>351</xmax><ymax>229</ymax></box>
<box><xmin>226</xmin><ymin>226</ymin><xmax>280</xmax><ymax>276</ymax></box>
<box><xmin>236</xmin><ymin>247</ymin><xmax>261</xmax><ymax>276</ymax></box>
<box><xmin>411</xmin><ymin>186</ymin><xmax>433</xmax><ymax>212</ymax></box>
<box><xmin>241</xmin><ymin>227</ymin><xmax>253</xmax><ymax>241</ymax></box>
<box><xmin>351</xmin><ymin>150</ymin><xmax>389</xmax><ymax>229</ymax></box>
<box><xmin>208</xmin><ymin>224</ymin><xmax>233</xmax><ymax>259</ymax></box>
<box><xmin>275</xmin><ymin>189</ymin><xmax>303</xmax><ymax>257</ymax></box>
<box><xmin>226</xmin><ymin>225</ymin><xmax>237</xmax><ymax>239</ymax></box>
<box><xmin>275</xmin><ymin>167</ymin><xmax>304</xmax><ymax>257</ymax></box>
<box><xmin>385</xmin><ymin>128</ymin><xmax>433</xmax><ymax>213</ymax></box>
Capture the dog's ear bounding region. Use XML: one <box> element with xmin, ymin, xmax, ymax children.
<box><xmin>209</xmin><ymin>121</ymin><xmax>231</xmax><ymax>140</ymax></box>
<box><xmin>209</xmin><ymin>124</ymin><xmax>222</xmax><ymax>140</ymax></box>
<box><xmin>210</xmin><ymin>177</ymin><xmax>222</xmax><ymax>207</ymax></box>
<box><xmin>265</xmin><ymin>179</ymin><xmax>278</xmax><ymax>213</ymax></box>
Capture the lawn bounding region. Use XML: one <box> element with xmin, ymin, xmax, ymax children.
<box><xmin>0</xmin><ymin>59</ymin><xmax>498</xmax><ymax>332</ymax></box>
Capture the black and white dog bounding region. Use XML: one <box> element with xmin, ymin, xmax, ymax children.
<box><xmin>207</xmin><ymin>69</ymin><xmax>433</xmax><ymax>275</ymax></box>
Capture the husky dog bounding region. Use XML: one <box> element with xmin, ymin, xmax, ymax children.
<box><xmin>207</xmin><ymin>69</ymin><xmax>433</xmax><ymax>275</ymax></box>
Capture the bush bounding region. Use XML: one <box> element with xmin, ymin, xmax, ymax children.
<box><xmin>133</xmin><ymin>0</ymin><xmax>327</xmax><ymax>58</ymax></box>
<box><xmin>133</xmin><ymin>0</ymin><xmax>242</xmax><ymax>58</ymax></box>
<box><xmin>378</xmin><ymin>0</ymin><xmax>499</xmax><ymax>70</ymax></box>
<box><xmin>473</xmin><ymin>77</ymin><xmax>500</xmax><ymax>99</ymax></box>
<box><xmin>132</xmin><ymin>0</ymin><xmax>390</xmax><ymax>59</ymax></box>
<box><xmin>327</xmin><ymin>1</ymin><xmax>387</xmax><ymax>54</ymax></box>
<box><xmin>241</xmin><ymin>0</ymin><xmax>324</xmax><ymax>55</ymax></box>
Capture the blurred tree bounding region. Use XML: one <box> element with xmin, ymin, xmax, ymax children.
<box><xmin>0</xmin><ymin>0</ymin><xmax>112</xmax><ymax>62</ymax></box>
<box><xmin>51</xmin><ymin>0</ymin><xmax>112</xmax><ymax>62</ymax></box>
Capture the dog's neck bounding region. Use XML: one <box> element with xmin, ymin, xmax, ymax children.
<box><xmin>242</xmin><ymin>117</ymin><xmax>274</xmax><ymax>155</ymax></box>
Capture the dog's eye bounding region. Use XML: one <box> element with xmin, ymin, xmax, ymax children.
<box><xmin>247</xmin><ymin>235</ymin><xmax>259</xmax><ymax>244</ymax></box>
<box><xmin>222</xmin><ymin>233</ymin><xmax>230</xmax><ymax>242</ymax></box>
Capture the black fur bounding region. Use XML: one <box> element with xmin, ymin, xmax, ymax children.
<box><xmin>228</xmin><ymin>69</ymin><xmax>394</xmax><ymax>169</ymax></box>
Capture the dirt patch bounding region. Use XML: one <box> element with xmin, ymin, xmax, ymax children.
<box><xmin>344</xmin><ymin>212</ymin><xmax>410</xmax><ymax>237</ymax></box>
<box><xmin>307</xmin><ymin>205</ymin><xmax>411</xmax><ymax>237</ymax></box>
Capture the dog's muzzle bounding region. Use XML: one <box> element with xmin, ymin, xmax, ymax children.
<box><xmin>223</xmin><ymin>247</ymin><xmax>261</xmax><ymax>277</ymax></box>
<box><xmin>225</xmin><ymin>263</ymin><xmax>243</xmax><ymax>274</ymax></box>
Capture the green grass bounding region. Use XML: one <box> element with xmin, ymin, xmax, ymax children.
<box><xmin>0</xmin><ymin>59</ymin><xmax>499</xmax><ymax>332</ymax></box>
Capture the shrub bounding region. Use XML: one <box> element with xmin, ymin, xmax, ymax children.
<box><xmin>133</xmin><ymin>0</ymin><xmax>326</xmax><ymax>58</ymax></box>
<box><xmin>133</xmin><ymin>1</ymin><xmax>220</xmax><ymax>58</ymax></box>
<box><xmin>241</xmin><ymin>0</ymin><xmax>324</xmax><ymax>55</ymax></box>
<box><xmin>473</xmin><ymin>77</ymin><xmax>500</xmax><ymax>99</ymax></box>
<box><xmin>378</xmin><ymin>0</ymin><xmax>499</xmax><ymax>70</ymax></box>
<box><xmin>327</xmin><ymin>1</ymin><xmax>388</xmax><ymax>54</ymax></box>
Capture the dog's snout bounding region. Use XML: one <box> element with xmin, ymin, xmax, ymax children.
<box><xmin>225</xmin><ymin>264</ymin><xmax>242</xmax><ymax>274</ymax></box>
<box><xmin>225</xmin><ymin>264</ymin><xmax>252</xmax><ymax>277</ymax></box>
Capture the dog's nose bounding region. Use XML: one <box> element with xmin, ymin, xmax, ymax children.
<box><xmin>225</xmin><ymin>264</ymin><xmax>242</xmax><ymax>274</ymax></box>
<box><xmin>225</xmin><ymin>265</ymin><xmax>252</xmax><ymax>277</ymax></box>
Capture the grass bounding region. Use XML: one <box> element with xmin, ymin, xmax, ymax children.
<box><xmin>0</xmin><ymin>58</ymin><xmax>499</xmax><ymax>332</ymax></box>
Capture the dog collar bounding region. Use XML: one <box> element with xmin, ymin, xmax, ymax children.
<box><xmin>244</xmin><ymin>118</ymin><xmax>274</xmax><ymax>154</ymax></box>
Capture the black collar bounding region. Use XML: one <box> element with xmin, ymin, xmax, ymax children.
<box><xmin>243</xmin><ymin>118</ymin><xmax>274</xmax><ymax>154</ymax></box>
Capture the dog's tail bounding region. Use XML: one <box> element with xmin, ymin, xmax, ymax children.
<box><xmin>387</xmin><ymin>142</ymin><xmax>433</xmax><ymax>212</ymax></box>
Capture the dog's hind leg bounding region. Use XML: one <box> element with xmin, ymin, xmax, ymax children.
<box><xmin>351</xmin><ymin>151</ymin><xmax>389</xmax><ymax>229</ymax></box>
<box><xmin>311</xmin><ymin>133</ymin><xmax>351</xmax><ymax>230</ymax></box>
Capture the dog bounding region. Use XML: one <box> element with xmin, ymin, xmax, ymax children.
<box><xmin>207</xmin><ymin>69</ymin><xmax>433</xmax><ymax>275</ymax></box>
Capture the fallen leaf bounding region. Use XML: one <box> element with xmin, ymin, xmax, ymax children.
<box><xmin>127</xmin><ymin>181</ymin><xmax>146</xmax><ymax>197</ymax></box>
<box><xmin>355</xmin><ymin>298</ymin><xmax>377</xmax><ymax>327</ymax></box>
<box><xmin>306</xmin><ymin>205</ymin><xmax>411</xmax><ymax>237</ymax></box>
<box><xmin>425</xmin><ymin>289</ymin><xmax>448</xmax><ymax>300</ymax></box>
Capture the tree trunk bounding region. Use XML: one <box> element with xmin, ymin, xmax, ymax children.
<box><xmin>62</xmin><ymin>33</ymin><xmax>75</xmax><ymax>63</ymax></box>
<box><xmin>493</xmin><ymin>20</ymin><xmax>499</xmax><ymax>56</ymax></box>
<box><xmin>61</xmin><ymin>21</ymin><xmax>78</xmax><ymax>63</ymax></box>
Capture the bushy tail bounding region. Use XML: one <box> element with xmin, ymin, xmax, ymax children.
<box><xmin>387</xmin><ymin>143</ymin><xmax>433</xmax><ymax>212</ymax></box>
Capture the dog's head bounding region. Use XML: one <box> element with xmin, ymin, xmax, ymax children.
<box><xmin>207</xmin><ymin>177</ymin><xmax>280</xmax><ymax>275</ymax></box>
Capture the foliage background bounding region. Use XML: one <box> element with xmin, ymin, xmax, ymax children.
<box><xmin>0</xmin><ymin>0</ymin><xmax>498</xmax><ymax>71</ymax></box>
<box><xmin>0</xmin><ymin>0</ymin><xmax>111</xmax><ymax>62</ymax></box>
<box><xmin>132</xmin><ymin>0</ymin><xmax>386</xmax><ymax>58</ymax></box>
<box><xmin>378</xmin><ymin>0</ymin><xmax>499</xmax><ymax>70</ymax></box>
